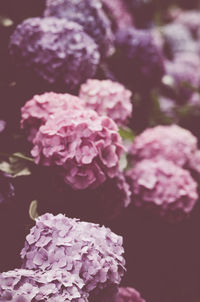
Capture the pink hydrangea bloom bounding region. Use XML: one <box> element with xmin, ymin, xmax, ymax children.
<box><xmin>115</xmin><ymin>287</ymin><xmax>146</xmax><ymax>302</ymax></box>
<box><xmin>31</xmin><ymin>108</ymin><xmax>124</xmax><ymax>189</ymax></box>
<box><xmin>129</xmin><ymin>125</ymin><xmax>198</xmax><ymax>168</ymax></box>
<box><xmin>79</xmin><ymin>79</ymin><xmax>132</xmax><ymax>126</ymax></box>
<box><xmin>126</xmin><ymin>159</ymin><xmax>198</xmax><ymax>222</ymax></box>
<box><xmin>0</xmin><ymin>268</ymin><xmax>88</xmax><ymax>301</ymax></box>
<box><xmin>21</xmin><ymin>213</ymin><xmax>125</xmax><ymax>294</ymax></box>
<box><xmin>188</xmin><ymin>150</ymin><xmax>200</xmax><ymax>179</ymax></box>
<box><xmin>21</xmin><ymin>92</ymin><xmax>84</xmax><ymax>142</ymax></box>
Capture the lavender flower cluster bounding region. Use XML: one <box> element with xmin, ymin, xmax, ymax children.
<box><xmin>0</xmin><ymin>213</ymin><xmax>126</xmax><ymax>301</ymax></box>
<box><xmin>21</xmin><ymin>213</ymin><xmax>125</xmax><ymax>292</ymax></box>
<box><xmin>0</xmin><ymin>268</ymin><xmax>88</xmax><ymax>302</ymax></box>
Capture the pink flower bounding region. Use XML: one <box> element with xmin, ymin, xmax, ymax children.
<box><xmin>129</xmin><ymin>125</ymin><xmax>197</xmax><ymax>168</ymax></box>
<box><xmin>21</xmin><ymin>92</ymin><xmax>84</xmax><ymax>142</ymax></box>
<box><xmin>126</xmin><ymin>159</ymin><xmax>198</xmax><ymax>222</ymax></box>
<box><xmin>79</xmin><ymin>79</ymin><xmax>132</xmax><ymax>126</ymax></box>
<box><xmin>115</xmin><ymin>287</ymin><xmax>146</xmax><ymax>302</ymax></box>
<box><xmin>31</xmin><ymin>108</ymin><xmax>124</xmax><ymax>189</ymax></box>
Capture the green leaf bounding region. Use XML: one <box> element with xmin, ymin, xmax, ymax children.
<box><xmin>29</xmin><ymin>200</ymin><xmax>39</xmax><ymax>221</ymax></box>
<box><xmin>0</xmin><ymin>152</ymin><xmax>32</xmax><ymax>177</ymax></box>
<box><xmin>119</xmin><ymin>127</ymin><xmax>135</xmax><ymax>142</ymax></box>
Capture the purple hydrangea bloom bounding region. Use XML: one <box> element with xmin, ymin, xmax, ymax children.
<box><xmin>129</xmin><ymin>125</ymin><xmax>198</xmax><ymax>168</ymax></box>
<box><xmin>0</xmin><ymin>171</ymin><xmax>15</xmax><ymax>205</ymax></box>
<box><xmin>126</xmin><ymin>159</ymin><xmax>198</xmax><ymax>222</ymax></box>
<box><xmin>79</xmin><ymin>79</ymin><xmax>132</xmax><ymax>126</ymax></box>
<box><xmin>158</xmin><ymin>96</ymin><xmax>176</xmax><ymax>119</ymax></box>
<box><xmin>31</xmin><ymin>108</ymin><xmax>124</xmax><ymax>190</ymax></box>
<box><xmin>164</xmin><ymin>59</ymin><xmax>200</xmax><ymax>102</ymax></box>
<box><xmin>101</xmin><ymin>0</ymin><xmax>134</xmax><ymax>30</ymax></box>
<box><xmin>161</xmin><ymin>23</ymin><xmax>197</xmax><ymax>58</ymax></box>
<box><xmin>112</xmin><ymin>28</ymin><xmax>165</xmax><ymax>91</ymax></box>
<box><xmin>0</xmin><ymin>268</ymin><xmax>88</xmax><ymax>301</ymax></box>
<box><xmin>21</xmin><ymin>213</ymin><xmax>125</xmax><ymax>294</ymax></box>
<box><xmin>21</xmin><ymin>92</ymin><xmax>84</xmax><ymax>142</ymax></box>
<box><xmin>9</xmin><ymin>17</ymin><xmax>100</xmax><ymax>89</ymax></box>
<box><xmin>188</xmin><ymin>150</ymin><xmax>200</xmax><ymax>180</ymax></box>
<box><xmin>115</xmin><ymin>287</ymin><xmax>146</xmax><ymax>302</ymax></box>
<box><xmin>174</xmin><ymin>52</ymin><xmax>200</xmax><ymax>70</ymax></box>
<box><xmin>44</xmin><ymin>0</ymin><xmax>114</xmax><ymax>57</ymax></box>
<box><xmin>176</xmin><ymin>10</ymin><xmax>200</xmax><ymax>37</ymax></box>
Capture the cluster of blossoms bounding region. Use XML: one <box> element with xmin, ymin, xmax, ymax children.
<box><xmin>175</xmin><ymin>10</ymin><xmax>200</xmax><ymax>37</ymax></box>
<box><xmin>129</xmin><ymin>125</ymin><xmax>198</xmax><ymax>168</ymax></box>
<box><xmin>112</xmin><ymin>27</ymin><xmax>165</xmax><ymax>92</ymax></box>
<box><xmin>79</xmin><ymin>79</ymin><xmax>132</xmax><ymax>126</ymax></box>
<box><xmin>115</xmin><ymin>287</ymin><xmax>146</xmax><ymax>302</ymax></box>
<box><xmin>159</xmin><ymin>11</ymin><xmax>200</xmax><ymax>105</ymax></box>
<box><xmin>21</xmin><ymin>213</ymin><xmax>125</xmax><ymax>294</ymax></box>
<box><xmin>127</xmin><ymin>125</ymin><xmax>199</xmax><ymax>221</ymax></box>
<box><xmin>161</xmin><ymin>23</ymin><xmax>197</xmax><ymax>58</ymax></box>
<box><xmin>9</xmin><ymin>17</ymin><xmax>100</xmax><ymax>89</ymax></box>
<box><xmin>0</xmin><ymin>269</ymin><xmax>88</xmax><ymax>301</ymax></box>
<box><xmin>21</xmin><ymin>92</ymin><xmax>124</xmax><ymax>190</ymax></box>
<box><xmin>21</xmin><ymin>92</ymin><xmax>84</xmax><ymax>142</ymax></box>
<box><xmin>0</xmin><ymin>213</ymin><xmax>125</xmax><ymax>300</ymax></box>
<box><xmin>31</xmin><ymin>108</ymin><xmax>124</xmax><ymax>189</ymax></box>
<box><xmin>164</xmin><ymin>58</ymin><xmax>200</xmax><ymax>102</ymax></box>
<box><xmin>44</xmin><ymin>0</ymin><xmax>114</xmax><ymax>57</ymax></box>
<box><xmin>126</xmin><ymin>159</ymin><xmax>198</xmax><ymax>222</ymax></box>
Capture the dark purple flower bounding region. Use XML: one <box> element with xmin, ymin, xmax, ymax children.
<box><xmin>111</xmin><ymin>28</ymin><xmax>165</xmax><ymax>92</ymax></box>
<box><xmin>44</xmin><ymin>0</ymin><xmax>114</xmax><ymax>57</ymax></box>
<box><xmin>9</xmin><ymin>17</ymin><xmax>100</xmax><ymax>89</ymax></box>
<box><xmin>21</xmin><ymin>213</ymin><xmax>125</xmax><ymax>293</ymax></box>
<box><xmin>126</xmin><ymin>159</ymin><xmax>198</xmax><ymax>222</ymax></box>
